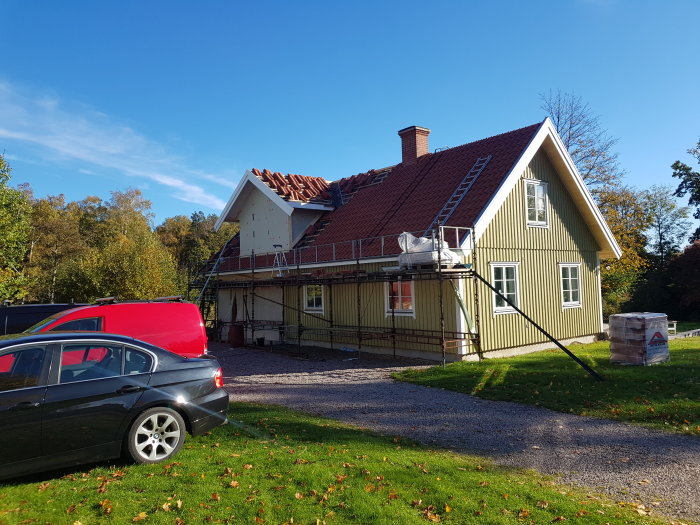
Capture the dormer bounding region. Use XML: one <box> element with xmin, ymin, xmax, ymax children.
<box><xmin>215</xmin><ymin>169</ymin><xmax>334</xmax><ymax>255</ymax></box>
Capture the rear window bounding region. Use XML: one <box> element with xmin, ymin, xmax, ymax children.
<box><xmin>50</xmin><ymin>317</ymin><xmax>102</xmax><ymax>332</ymax></box>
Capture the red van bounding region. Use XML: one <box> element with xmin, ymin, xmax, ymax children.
<box><xmin>25</xmin><ymin>298</ymin><xmax>208</xmax><ymax>359</ymax></box>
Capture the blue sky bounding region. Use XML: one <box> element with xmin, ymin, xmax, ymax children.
<box><xmin>1</xmin><ymin>0</ymin><xmax>698</xmax><ymax>225</ymax></box>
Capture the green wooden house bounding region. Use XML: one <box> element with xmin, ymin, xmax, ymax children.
<box><xmin>207</xmin><ymin>119</ymin><xmax>621</xmax><ymax>360</ymax></box>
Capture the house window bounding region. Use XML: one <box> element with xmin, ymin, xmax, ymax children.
<box><xmin>386</xmin><ymin>278</ymin><xmax>414</xmax><ymax>316</ymax></box>
<box><xmin>560</xmin><ymin>264</ymin><xmax>581</xmax><ymax>307</ymax></box>
<box><xmin>303</xmin><ymin>285</ymin><xmax>324</xmax><ymax>312</ymax></box>
<box><xmin>525</xmin><ymin>180</ymin><xmax>548</xmax><ymax>226</ymax></box>
<box><xmin>491</xmin><ymin>263</ymin><xmax>519</xmax><ymax>313</ymax></box>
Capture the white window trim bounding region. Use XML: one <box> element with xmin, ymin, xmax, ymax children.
<box><xmin>303</xmin><ymin>284</ymin><xmax>324</xmax><ymax>313</ymax></box>
<box><xmin>384</xmin><ymin>279</ymin><xmax>416</xmax><ymax>318</ymax></box>
<box><xmin>524</xmin><ymin>179</ymin><xmax>549</xmax><ymax>228</ymax></box>
<box><xmin>559</xmin><ymin>262</ymin><xmax>582</xmax><ymax>309</ymax></box>
<box><xmin>490</xmin><ymin>262</ymin><xmax>520</xmax><ymax>315</ymax></box>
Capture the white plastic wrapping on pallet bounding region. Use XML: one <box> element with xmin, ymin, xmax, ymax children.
<box><xmin>397</xmin><ymin>232</ymin><xmax>461</xmax><ymax>268</ymax></box>
<box><xmin>609</xmin><ymin>312</ymin><xmax>670</xmax><ymax>365</ymax></box>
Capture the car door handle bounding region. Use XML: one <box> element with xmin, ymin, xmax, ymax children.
<box><xmin>10</xmin><ymin>401</ymin><xmax>40</xmax><ymax>411</ymax></box>
<box><xmin>116</xmin><ymin>385</ymin><xmax>143</xmax><ymax>394</ymax></box>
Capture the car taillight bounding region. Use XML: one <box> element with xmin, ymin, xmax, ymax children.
<box><xmin>213</xmin><ymin>367</ymin><xmax>224</xmax><ymax>388</ymax></box>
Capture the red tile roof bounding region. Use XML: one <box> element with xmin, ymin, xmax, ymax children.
<box><xmin>249</xmin><ymin>122</ymin><xmax>542</xmax><ymax>253</ymax></box>
<box><xmin>301</xmin><ymin>122</ymin><xmax>542</xmax><ymax>248</ymax></box>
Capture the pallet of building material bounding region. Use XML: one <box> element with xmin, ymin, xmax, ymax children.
<box><xmin>609</xmin><ymin>312</ymin><xmax>670</xmax><ymax>365</ymax></box>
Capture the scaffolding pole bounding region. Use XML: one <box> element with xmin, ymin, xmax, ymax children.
<box><xmin>436</xmin><ymin>228</ymin><xmax>446</xmax><ymax>366</ymax></box>
<box><xmin>471</xmin><ymin>226</ymin><xmax>483</xmax><ymax>359</ymax></box>
<box><xmin>329</xmin><ymin>283</ymin><xmax>335</xmax><ymax>350</ymax></box>
<box><xmin>251</xmin><ymin>250</ymin><xmax>256</xmax><ymax>346</ymax></box>
<box><xmin>355</xmin><ymin>254</ymin><xmax>361</xmax><ymax>359</ymax></box>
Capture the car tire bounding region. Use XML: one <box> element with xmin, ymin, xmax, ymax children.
<box><xmin>125</xmin><ymin>407</ymin><xmax>186</xmax><ymax>464</ymax></box>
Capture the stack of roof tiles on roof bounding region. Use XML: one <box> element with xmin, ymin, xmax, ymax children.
<box><xmin>252</xmin><ymin>168</ymin><xmax>330</xmax><ymax>203</ymax></box>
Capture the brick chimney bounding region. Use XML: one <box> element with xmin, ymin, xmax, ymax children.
<box><xmin>398</xmin><ymin>126</ymin><xmax>430</xmax><ymax>165</ymax></box>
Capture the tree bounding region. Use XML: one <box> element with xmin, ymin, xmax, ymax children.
<box><xmin>155</xmin><ymin>212</ymin><xmax>238</xmax><ymax>297</ymax></box>
<box><xmin>26</xmin><ymin>194</ymin><xmax>86</xmax><ymax>302</ymax></box>
<box><xmin>672</xmin><ymin>139</ymin><xmax>700</xmax><ymax>242</ymax></box>
<box><xmin>666</xmin><ymin>241</ymin><xmax>700</xmax><ymax>320</ymax></box>
<box><xmin>48</xmin><ymin>188</ymin><xmax>179</xmax><ymax>302</ymax></box>
<box><xmin>540</xmin><ymin>90</ymin><xmax>623</xmax><ymax>193</ymax></box>
<box><xmin>0</xmin><ymin>155</ymin><xmax>31</xmax><ymax>301</ymax></box>
<box><xmin>643</xmin><ymin>185</ymin><xmax>691</xmax><ymax>269</ymax></box>
<box><xmin>596</xmin><ymin>186</ymin><xmax>653</xmax><ymax>316</ymax></box>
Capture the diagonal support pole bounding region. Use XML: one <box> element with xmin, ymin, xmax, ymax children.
<box><xmin>472</xmin><ymin>271</ymin><xmax>604</xmax><ymax>381</ymax></box>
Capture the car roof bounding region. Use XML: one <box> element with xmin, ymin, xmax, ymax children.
<box><xmin>0</xmin><ymin>331</ymin><xmax>159</xmax><ymax>350</ymax></box>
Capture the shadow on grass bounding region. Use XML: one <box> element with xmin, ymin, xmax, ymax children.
<box><xmin>394</xmin><ymin>340</ymin><xmax>700</xmax><ymax>434</ymax></box>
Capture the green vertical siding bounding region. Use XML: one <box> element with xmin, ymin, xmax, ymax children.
<box><xmin>473</xmin><ymin>150</ymin><xmax>602</xmax><ymax>352</ymax></box>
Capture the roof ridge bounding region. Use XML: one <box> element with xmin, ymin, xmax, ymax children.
<box><xmin>443</xmin><ymin>121</ymin><xmax>542</xmax><ymax>153</ymax></box>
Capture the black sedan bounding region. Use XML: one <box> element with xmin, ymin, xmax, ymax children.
<box><xmin>0</xmin><ymin>332</ymin><xmax>229</xmax><ymax>480</ymax></box>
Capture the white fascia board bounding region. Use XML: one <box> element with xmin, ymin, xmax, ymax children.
<box><xmin>541</xmin><ymin>120</ymin><xmax>622</xmax><ymax>260</ymax></box>
<box><xmin>472</xmin><ymin>118</ymin><xmax>622</xmax><ymax>260</ymax></box>
<box><xmin>247</xmin><ymin>172</ymin><xmax>296</xmax><ymax>216</ymax></box>
<box><xmin>214</xmin><ymin>170</ymin><xmax>296</xmax><ymax>232</ymax></box>
<box><xmin>472</xmin><ymin>121</ymin><xmax>548</xmax><ymax>244</ymax></box>
<box><xmin>214</xmin><ymin>171</ymin><xmax>250</xmax><ymax>231</ymax></box>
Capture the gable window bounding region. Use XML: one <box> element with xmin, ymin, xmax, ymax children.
<box><xmin>303</xmin><ymin>285</ymin><xmax>324</xmax><ymax>312</ymax></box>
<box><xmin>490</xmin><ymin>263</ymin><xmax>519</xmax><ymax>313</ymax></box>
<box><xmin>560</xmin><ymin>263</ymin><xmax>581</xmax><ymax>308</ymax></box>
<box><xmin>525</xmin><ymin>180</ymin><xmax>548</xmax><ymax>227</ymax></box>
<box><xmin>385</xmin><ymin>278</ymin><xmax>414</xmax><ymax>316</ymax></box>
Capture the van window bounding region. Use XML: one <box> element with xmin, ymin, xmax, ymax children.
<box><xmin>50</xmin><ymin>317</ymin><xmax>102</xmax><ymax>332</ymax></box>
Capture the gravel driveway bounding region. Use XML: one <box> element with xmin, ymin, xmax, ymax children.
<box><xmin>211</xmin><ymin>343</ymin><xmax>700</xmax><ymax>523</ymax></box>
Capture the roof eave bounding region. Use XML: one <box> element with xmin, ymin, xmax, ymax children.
<box><xmin>214</xmin><ymin>170</ymin><xmax>296</xmax><ymax>231</ymax></box>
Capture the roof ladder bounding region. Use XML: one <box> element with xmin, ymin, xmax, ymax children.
<box><xmin>329</xmin><ymin>183</ymin><xmax>346</xmax><ymax>207</ymax></box>
<box><xmin>423</xmin><ymin>155</ymin><xmax>492</xmax><ymax>237</ymax></box>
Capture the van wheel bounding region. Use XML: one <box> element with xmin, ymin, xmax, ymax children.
<box><xmin>126</xmin><ymin>407</ymin><xmax>186</xmax><ymax>463</ymax></box>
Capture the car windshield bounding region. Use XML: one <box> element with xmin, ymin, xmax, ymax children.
<box><xmin>23</xmin><ymin>314</ymin><xmax>62</xmax><ymax>333</ymax></box>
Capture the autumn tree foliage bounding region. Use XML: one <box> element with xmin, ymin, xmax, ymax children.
<box><xmin>0</xmin><ymin>155</ymin><xmax>32</xmax><ymax>301</ymax></box>
<box><xmin>643</xmin><ymin>185</ymin><xmax>692</xmax><ymax>270</ymax></box>
<box><xmin>24</xmin><ymin>189</ymin><xmax>178</xmax><ymax>303</ymax></box>
<box><xmin>156</xmin><ymin>211</ymin><xmax>238</xmax><ymax>296</ymax></box>
<box><xmin>596</xmin><ymin>186</ymin><xmax>653</xmax><ymax>316</ymax></box>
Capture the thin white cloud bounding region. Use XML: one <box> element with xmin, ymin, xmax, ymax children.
<box><xmin>0</xmin><ymin>80</ymin><xmax>230</xmax><ymax>210</ymax></box>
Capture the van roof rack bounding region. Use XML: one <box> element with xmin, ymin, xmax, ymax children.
<box><xmin>152</xmin><ymin>296</ymin><xmax>183</xmax><ymax>302</ymax></box>
<box><xmin>94</xmin><ymin>297</ymin><xmax>118</xmax><ymax>305</ymax></box>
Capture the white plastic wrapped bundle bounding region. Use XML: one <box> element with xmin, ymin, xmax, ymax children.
<box><xmin>397</xmin><ymin>232</ymin><xmax>461</xmax><ymax>268</ymax></box>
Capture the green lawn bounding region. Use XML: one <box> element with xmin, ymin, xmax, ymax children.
<box><xmin>394</xmin><ymin>337</ymin><xmax>700</xmax><ymax>436</ymax></box>
<box><xmin>0</xmin><ymin>403</ymin><xmax>670</xmax><ymax>524</ymax></box>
